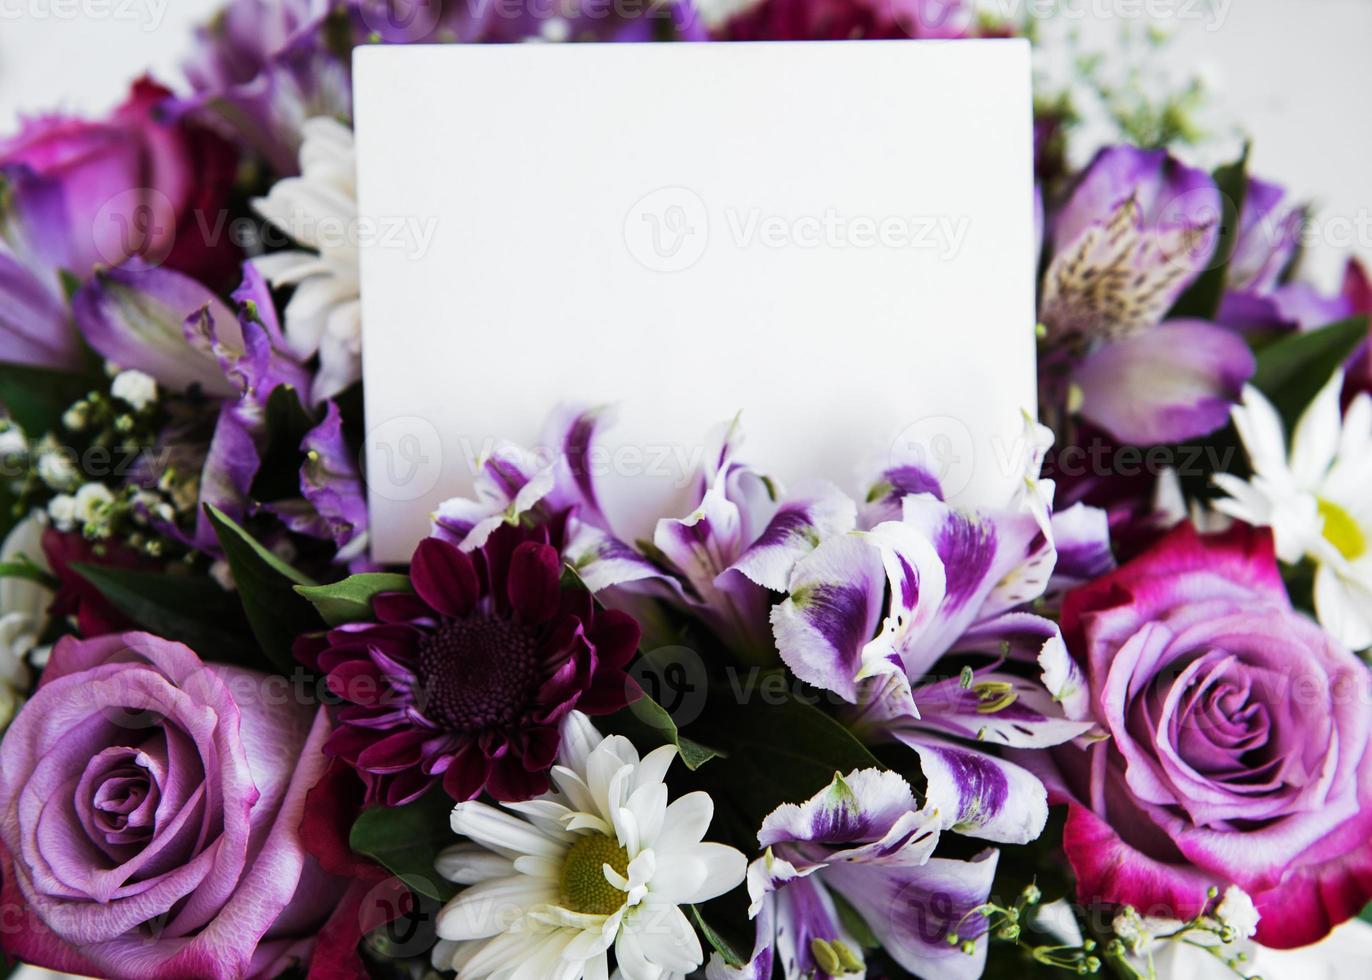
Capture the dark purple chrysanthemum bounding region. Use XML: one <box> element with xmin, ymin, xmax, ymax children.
<box><xmin>302</xmin><ymin>525</ymin><xmax>640</xmax><ymax>806</ymax></box>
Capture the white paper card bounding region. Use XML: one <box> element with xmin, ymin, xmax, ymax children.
<box><xmin>354</xmin><ymin>40</ymin><xmax>1038</xmax><ymax>562</ymax></box>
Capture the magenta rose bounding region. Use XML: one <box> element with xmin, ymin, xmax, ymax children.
<box><xmin>1042</xmin><ymin>523</ymin><xmax>1372</xmax><ymax>949</ymax></box>
<box><xmin>0</xmin><ymin>77</ymin><xmax>241</xmax><ymax>287</ymax></box>
<box><xmin>0</xmin><ymin>632</ymin><xmax>338</xmax><ymax>979</ymax></box>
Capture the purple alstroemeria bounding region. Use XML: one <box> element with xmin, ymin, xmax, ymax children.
<box><xmin>431</xmin><ymin>404</ymin><xmax>609</xmax><ymax>553</ymax></box>
<box><xmin>772</xmin><ymin>421</ymin><xmax>1105</xmax><ymax>844</ymax></box>
<box><xmin>435</xmin><ymin>412</ymin><xmax>856</xmax><ymax>660</ymax></box>
<box><xmin>181</xmin><ymin>0</ymin><xmax>350</xmax><ymax>177</ymax></box>
<box><xmin>569</xmin><ymin>418</ymin><xmax>857</xmax><ymax>659</ymax></box>
<box><xmin>713</xmin><ymin>769</ymin><xmax>998</xmax><ymax>980</ymax></box>
<box><xmin>1217</xmin><ymin>176</ymin><xmax>1355</xmax><ymax>334</ymax></box>
<box><xmin>1040</xmin><ymin>146</ymin><xmax>1255</xmax><ymax>444</ymax></box>
<box><xmin>73</xmin><ymin>260</ymin><xmax>365</xmax><ymax>561</ymax></box>
<box><xmin>73</xmin><ymin>261</ymin><xmax>243</xmax><ymax>396</ymax></box>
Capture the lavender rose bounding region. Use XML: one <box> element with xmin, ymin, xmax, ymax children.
<box><xmin>1038</xmin><ymin>524</ymin><xmax>1372</xmax><ymax>949</ymax></box>
<box><xmin>0</xmin><ymin>632</ymin><xmax>337</xmax><ymax>979</ymax></box>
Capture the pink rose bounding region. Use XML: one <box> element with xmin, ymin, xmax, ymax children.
<box><xmin>0</xmin><ymin>632</ymin><xmax>337</xmax><ymax>979</ymax></box>
<box><xmin>1042</xmin><ymin>524</ymin><xmax>1372</xmax><ymax>948</ymax></box>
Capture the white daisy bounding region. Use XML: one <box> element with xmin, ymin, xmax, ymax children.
<box><xmin>252</xmin><ymin>116</ymin><xmax>360</xmax><ymax>404</ymax></box>
<box><xmin>432</xmin><ymin>712</ymin><xmax>747</xmax><ymax>980</ymax></box>
<box><xmin>1213</xmin><ymin>371</ymin><xmax>1372</xmax><ymax>650</ymax></box>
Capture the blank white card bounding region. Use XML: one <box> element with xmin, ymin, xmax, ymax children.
<box><xmin>354</xmin><ymin>40</ymin><xmax>1038</xmax><ymax>562</ymax></box>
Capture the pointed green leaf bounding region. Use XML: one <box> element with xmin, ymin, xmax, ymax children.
<box><xmin>204</xmin><ymin>503</ymin><xmax>318</xmax><ymax>673</ymax></box>
<box><xmin>1252</xmin><ymin>315</ymin><xmax>1368</xmax><ymax>427</ymax></box>
<box><xmin>350</xmin><ymin>789</ymin><xmax>458</xmax><ymax>902</ymax></box>
<box><xmin>295</xmin><ymin>573</ymin><xmax>412</xmax><ymax>626</ymax></box>
<box><xmin>70</xmin><ymin>563</ymin><xmax>258</xmax><ymax>666</ymax></box>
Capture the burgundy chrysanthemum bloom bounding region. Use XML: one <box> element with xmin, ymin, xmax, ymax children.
<box><xmin>305</xmin><ymin>525</ymin><xmax>640</xmax><ymax>806</ymax></box>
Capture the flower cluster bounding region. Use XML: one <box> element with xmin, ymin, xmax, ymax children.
<box><xmin>0</xmin><ymin>1</ymin><xmax>1370</xmax><ymax>979</ymax></box>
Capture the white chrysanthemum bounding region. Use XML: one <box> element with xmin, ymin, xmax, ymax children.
<box><xmin>252</xmin><ymin>116</ymin><xmax>360</xmax><ymax>404</ymax></box>
<box><xmin>1213</xmin><ymin>372</ymin><xmax>1372</xmax><ymax>650</ymax></box>
<box><xmin>432</xmin><ymin>712</ymin><xmax>746</xmax><ymax>980</ymax></box>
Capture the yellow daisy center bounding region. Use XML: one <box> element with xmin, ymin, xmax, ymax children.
<box><xmin>560</xmin><ymin>834</ymin><xmax>630</xmax><ymax>915</ymax></box>
<box><xmin>1318</xmin><ymin>499</ymin><xmax>1367</xmax><ymax>561</ymax></box>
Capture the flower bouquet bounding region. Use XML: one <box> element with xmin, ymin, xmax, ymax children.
<box><xmin>1</xmin><ymin>2</ymin><xmax>1370</xmax><ymax>979</ymax></box>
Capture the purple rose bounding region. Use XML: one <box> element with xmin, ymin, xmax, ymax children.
<box><xmin>1038</xmin><ymin>524</ymin><xmax>1372</xmax><ymax>949</ymax></box>
<box><xmin>0</xmin><ymin>632</ymin><xmax>338</xmax><ymax>979</ymax></box>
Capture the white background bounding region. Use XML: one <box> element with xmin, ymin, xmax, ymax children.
<box><xmin>0</xmin><ymin>0</ymin><xmax>1368</xmax><ymax>286</ymax></box>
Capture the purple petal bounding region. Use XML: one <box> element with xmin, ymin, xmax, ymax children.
<box><xmin>1228</xmin><ymin>177</ymin><xmax>1302</xmax><ymax>294</ymax></box>
<box><xmin>0</xmin><ymin>252</ymin><xmax>80</xmax><ymax>369</ymax></box>
<box><xmin>824</xmin><ymin>850</ymin><xmax>999</xmax><ymax>980</ymax></box>
<box><xmin>1075</xmin><ymin>319</ymin><xmax>1256</xmax><ymax>444</ymax></box>
<box><xmin>298</xmin><ymin>402</ymin><xmax>368</xmax><ymax>559</ymax></box>
<box><xmin>72</xmin><ymin>263</ymin><xmax>240</xmax><ymax>396</ymax></box>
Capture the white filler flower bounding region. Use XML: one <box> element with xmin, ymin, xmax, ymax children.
<box><xmin>433</xmin><ymin>712</ymin><xmax>746</xmax><ymax>980</ymax></box>
<box><xmin>1214</xmin><ymin>372</ymin><xmax>1372</xmax><ymax>650</ymax></box>
<box><xmin>253</xmin><ymin>116</ymin><xmax>360</xmax><ymax>404</ymax></box>
<box><xmin>1</xmin><ymin>513</ymin><xmax>52</xmax><ymax>730</ymax></box>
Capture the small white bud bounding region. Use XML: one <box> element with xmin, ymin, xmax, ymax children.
<box><xmin>47</xmin><ymin>494</ymin><xmax>78</xmax><ymax>531</ymax></box>
<box><xmin>73</xmin><ymin>483</ymin><xmax>115</xmax><ymax>525</ymax></box>
<box><xmin>1215</xmin><ymin>886</ymin><xmax>1259</xmax><ymax>940</ymax></box>
<box><xmin>37</xmin><ymin>452</ymin><xmax>79</xmax><ymax>492</ymax></box>
<box><xmin>111</xmin><ymin>370</ymin><xmax>158</xmax><ymax>411</ymax></box>
<box><xmin>0</xmin><ymin>422</ymin><xmax>27</xmax><ymax>458</ymax></box>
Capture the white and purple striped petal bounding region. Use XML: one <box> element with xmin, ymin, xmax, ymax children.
<box><xmin>908</xmin><ymin>669</ymin><xmax>1096</xmax><ymax>749</ymax></box>
<box><xmin>771</xmin><ymin>534</ymin><xmax>885</xmax><ymax>703</ymax></box>
<box><xmin>758</xmin><ymin>769</ymin><xmax>919</xmax><ymax>851</ymax></box>
<box><xmin>859</xmin><ymin>460</ymin><xmax>946</xmax><ymax>528</ymax></box>
<box><xmin>894</xmin><ymin>733</ymin><xmax>1048</xmax><ymax>844</ymax></box>
<box><xmin>731</xmin><ymin>480</ymin><xmax>856</xmax><ymax>592</ymax></box>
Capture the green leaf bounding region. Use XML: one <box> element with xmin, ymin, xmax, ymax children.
<box><xmin>0</xmin><ymin>556</ymin><xmax>58</xmax><ymax>590</ymax></box>
<box><xmin>691</xmin><ymin>677</ymin><xmax>883</xmax><ymax>826</ymax></box>
<box><xmin>295</xmin><ymin>573</ymin><xmax>412</xmax><ymax>626</ymax></box>
<box><xmin>350</xmin><ymin>789</ymin><xmax>458</xmax><ymax>902</ymax></box>
<box><xmin>0</xmin><ymin>362</ymin><xmax>95</xmax><ymax>437</ymax></box>
<box><xmin>70</xmin><ymin>563</ymin><xmax>257</xmax><ymax>666</ymax></box>
<box><xmin>250</xmin><ymin>385</ymin><xmax>317</xmax><ymax>504</ymax></box>
<box><xmin>608</xmin><ymin>690</ymin><xmax>722</xmax><ymax>771</ymax></box>
<box><xmin>1251</xmin><ymin>316</ymin><xmax>1368</xmax><ymax>427</ymax></box>
<box><xmin>692</xmin><ymin>905</ymin><xmax>746</xmax><ymax>969</ymax></box>
<box><xmin>204</xmin><ymin>503</ymin><xmax>319</xmax><ymax>673</ymax></box>
<box><xmin>1168</xmin><ymin>147</ymin><xmax>1249</xmax><ymax>321</ymax></box>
